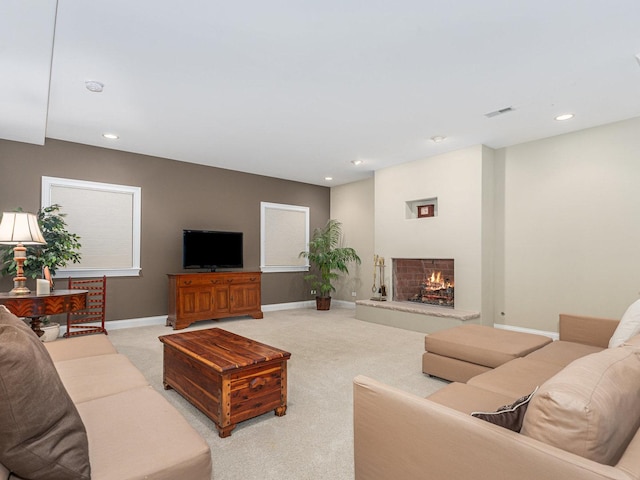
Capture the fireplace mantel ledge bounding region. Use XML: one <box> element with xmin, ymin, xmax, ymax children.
<box><xmin>355</xmin><ymin>299</ymin><xmax>480</xmax><ymax>321</ymax></box>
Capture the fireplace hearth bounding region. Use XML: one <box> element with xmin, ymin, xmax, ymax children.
<box><xmin>392</xmin><ymin>258</ymin><xmax>454</xmax><ymax>308</ymax></box>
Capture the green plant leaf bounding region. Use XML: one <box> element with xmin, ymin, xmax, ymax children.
<box><xmin>299</xmin><ymin>219</ymin><xmax>360</xmax><ymax>298</ymax></box>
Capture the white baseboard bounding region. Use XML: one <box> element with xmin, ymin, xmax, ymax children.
<box><xmin>262</xmin><ymin>300</ymin><xmax>356</xmax><ymax>311</ymax></box>
<box><xmin>60</xmin><ymin>300</ymin><xmax>359</xmax><ymax>335</ymax></box>
<box><xmin>493</xmin><ymin>323</ymin><xmax>559</xmax><ymax>341</ymax></box>
<box><xmin>60</xmin><ymin>306</ymin><xmax>551</xmax><ymax>339</ymax></box>
<box><xmin>262</xmin><ymin>301</ymin><xmax>314</xmax><ymax>311</ymax></box>
<box><xmin>59</xmin><ymin>315</ymin><xmax>167</xmax><ymax>336</ymax></box>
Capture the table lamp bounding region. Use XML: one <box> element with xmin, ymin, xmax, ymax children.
<box><xmin>0</xmin><ymin>212</ymin><xmax>46</xmax><ymax>294</ymax></box>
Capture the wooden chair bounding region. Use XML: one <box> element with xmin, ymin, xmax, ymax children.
<box><xmin>65</xmin><ymin>276</ymin><xmax>108</xmax><ymax>337</ymax></box>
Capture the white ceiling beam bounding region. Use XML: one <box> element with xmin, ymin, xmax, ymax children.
<box><xmin>0</xmin><ymin>0</ymin><xmax>57</xmax><ymax>145</ymax></box>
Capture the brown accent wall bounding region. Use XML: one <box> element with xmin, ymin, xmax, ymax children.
<box><xmin>0</xmin><ymin>139</ymin><xmax>330</xmax><ymax>321</ymax></box>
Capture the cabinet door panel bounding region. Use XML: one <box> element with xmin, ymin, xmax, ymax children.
<box><xmin>230</xmin><ymin>284</ymin><xmax>260</xmax><ymax>313</ymax></box>
<box><xmin>214</xmin><ymin>286</ymin><xmax>230</xmax><ymax>314</ymax></box>
<box><xmin>178</xmin><ymin>287</ymin><xmax>213</xmax><ymax>319</ymax></box>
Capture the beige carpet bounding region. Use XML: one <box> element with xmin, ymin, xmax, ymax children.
<box><xmin>107</xmin><ymin>306</ymin><xmax>447</xmax><ymax>480</ymax></box>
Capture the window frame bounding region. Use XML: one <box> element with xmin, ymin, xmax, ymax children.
<box><xmin>260</xmin><ymin>202</ymin><xmax>309</xmax><ymax>273</ymax></box>
<box><xmin>41</xmin><ymin>176</ymin><xmax>142</xmax><ymax>278</ymax></box>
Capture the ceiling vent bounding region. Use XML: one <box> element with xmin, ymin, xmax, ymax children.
<box><xmin>484</xmin><ymin>106</ymin><xmax>514</xmax><ymax>118</ymax></box>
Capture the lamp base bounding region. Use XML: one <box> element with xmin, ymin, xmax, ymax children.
<box><xmin>9</xmin><ymin>244</ymin><xmax>31</xmax><ymax>295</ymax></box>
<box><xmin>10</xmin><ymin>278</ymin><xmax>31</xmax><ymax>295</ymax></box>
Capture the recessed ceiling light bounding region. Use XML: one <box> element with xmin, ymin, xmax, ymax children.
<box><xmin>324</xmin><ymin>176</ymin><xmax>333</xmax><ymax>181</ymax></box>
<box><xmin>555</xmin><ymin>113</ymin><xmax>574</xmax><ymax>121</ymax></box>
<box><xmin>430</xmin><ymin>136</ymin><xmax>446</xmax><ymax>143</ymax></box>
<box><xmin>85</xmin><ymin>81</ymin><xmax>104</xmax><ymax>93</ymax></box>
<box><xmin>102</xmin><ymin>133</ymin><xmax>119</xmax><ymax>139</ymax></box>
<box><xmin>351</xmin><ymin>160</ymin><xmax>363</xmax><ymax>166</ymax></box>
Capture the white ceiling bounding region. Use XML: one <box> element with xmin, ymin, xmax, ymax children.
<box><xmin>2</xmin><ymin>1</ymin><xmax>640</xmax><ymax>186</ymax></box>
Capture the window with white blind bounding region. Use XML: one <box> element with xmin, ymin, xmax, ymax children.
<box><xmin>260</xmin><ymin>202</ymin><xmax>309</xmax><ymax>273</ymax></box>
<box><xmin>41</xmin><ymin>176</ymin><xmax>141</xmax><ymax>277</ymax></box>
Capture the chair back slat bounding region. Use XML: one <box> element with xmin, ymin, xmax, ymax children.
<box><xmin>65</xmin><ymin>276</ymin><xmax>107</xmax><ymax>337</ymax></box>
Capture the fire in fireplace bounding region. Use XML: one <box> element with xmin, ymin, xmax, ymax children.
<box><xmin>412</xmin><ymin>270</ymin><xmax>454</xmax><ymax>307</ymax></box>
<box><xmin>392</xmin><ymin>258</ymin><xmax>455</xmax><ymax>308</ymax></box>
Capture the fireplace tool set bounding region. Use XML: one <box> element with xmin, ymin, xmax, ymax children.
<box><xmin>370</xmin><ymin>255</ymin><xmax>387</xmax><ymax>301</ymax></box>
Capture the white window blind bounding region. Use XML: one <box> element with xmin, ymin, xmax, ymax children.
<box><xmin>41</xmin><ymin>176</ymin><xmax>141</xmax><ymax>277</ymax></box>
<box><xmin>260</xmin><ymin>202</ymin><xmax>309</xmax><ymax>273</ymax></box>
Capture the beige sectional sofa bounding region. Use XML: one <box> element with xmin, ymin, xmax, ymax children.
<box><xmin>354</xmin><ymin>312</ymin><xmax>640</xmax><ymax>480</ymax></box>
<box><xmin>0</xmin><ymin>305</ymin><xmax>212</xmax><ymax>480</ymax></box>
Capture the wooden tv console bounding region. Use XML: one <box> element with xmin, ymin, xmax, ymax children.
<box><xmin>167</xmin><ymin>271</ymin><xmax>263</xmax><ymax>330</ymax></box>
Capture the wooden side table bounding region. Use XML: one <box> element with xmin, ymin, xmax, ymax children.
<box><xmin>0</xmin><ymin>290</ymin><xmax>88</xmax><ymax>337</ymax></box>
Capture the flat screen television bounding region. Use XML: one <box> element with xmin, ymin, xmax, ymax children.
<box><xmin>182</xmin><ymin>230</ymin><xmax>243</xmax><ymax>271</ymax></box>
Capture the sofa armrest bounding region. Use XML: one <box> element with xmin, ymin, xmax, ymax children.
<box><xmin>353</xmin><ymin>375</ymin><xmax>632</xmax><ymax>480</ymax></box>
<box><xmin>559</xmin><ymin>314</ymin><xmax>619</xmax><ymax>348</ymax></box>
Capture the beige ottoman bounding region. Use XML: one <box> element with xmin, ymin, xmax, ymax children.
<box><xmin>422</xmin><ymin>324</ymin><xmax>552</xmax><ymax>382</ymax></box>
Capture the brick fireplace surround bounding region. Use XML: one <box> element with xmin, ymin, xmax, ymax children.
<box><xmin>356</xmin><ymin>257</ymin><xmax>480</xmax><ymax>334</ymax></box>
<box><xmin>392</xmin><ymin>258</ymin><xmax>454</xmax><ymax>306</ymax></box>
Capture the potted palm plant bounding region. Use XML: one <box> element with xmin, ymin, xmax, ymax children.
<box><xmin>299</xmin><ymin>219</ymin><xmax>360</xmax><ymax>310</ymax></box>
<box><xmin>0</xmin><ymin>204</ymin><xmax>82</xmax><ymax>340</ymax></box>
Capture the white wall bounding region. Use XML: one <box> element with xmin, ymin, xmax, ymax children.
<box><xmin>374</xmin><ymin>145</ymin><xmax>493</xmax><ymax>320</ymax></box>
<box><xmin>481</xmin><ymin>145</ymin><xmax>496</xmax><ymax>325</ymax></box>
<box><xmin>330</xmin><ymin>177</ymin><xmax>375</xmax><ymax>302</ymax></box>
<box><xmin>333</xmin><ymin>116</ymin><xmax>640</xmax><ymax>333</ymax></box>
<box><xmin>495</xmin><ymin>117</ymin><xmax>640</xmax><ymax>331</ymax></box>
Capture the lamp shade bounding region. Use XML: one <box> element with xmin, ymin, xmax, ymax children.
<box><xmin>0</xmin><ymin>212</ymin><xmax>46</xmax><ymax>245</ymax></box>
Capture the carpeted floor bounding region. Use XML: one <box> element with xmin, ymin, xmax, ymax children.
<box><xmin>107</xmin><ymin>306</ymin><xmax>447</xmax><ymax>480</ymax></box>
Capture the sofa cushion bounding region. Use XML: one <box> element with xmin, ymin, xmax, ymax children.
<box><xmin>521</xmin><ymin>346</ymin><xmax>640</xmax><ymax>465</ymax></box>
<box><xmin>471</xmin><ymin>387</ymin><xmax>537</xmax><ymax>432</ymax></box>
<box><xmin>609</xmin><ymin>299</ymin><xmax>640</xmax><ymax>348</ymax></box>
<box><xmin>77</xmin><ymin>386</ymin><xmax>212</xmax><ymax>479</ymax></box>
<box><xmin>467</xmin><ymin>357</ymin><xmax>563</xmax><ymax>398</ymax></box>
<box><xmin>0</xmin><ymin>305</ymin><xmax>90</xmax><ymax>480</ymax></box>
<box><xmin>44</xmin><ymin>333</ymin><xmax>117</xmax><ymax>362</ymax></box>
<box><xmin>425</xmin><ymin>325</ymin><xmax>552</xmax><ymax>368</ymax></box>
<box><xmin>422</xmin><ymin>351</ymin><xmax>491</xmax><ymax>383</ymax></box>
<box><xmin>426</xmin><ymin>382</ymin><xmax>516</xmax><ymax>415</ymax></box>
<box><xmin>524</xmin><ymin>340</ymin><xmax>603</xmax><ymax>367</ymax></box>
<box><xmin>55</xmin><ymin>353</ymin><xmax>150</xmax><ymax>404</ymax></box>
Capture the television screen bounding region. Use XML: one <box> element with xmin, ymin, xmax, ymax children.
<box><xmin>182</xmin><ymin>230</ymin><xmax>243</xmax><ymax>271</ymax></box>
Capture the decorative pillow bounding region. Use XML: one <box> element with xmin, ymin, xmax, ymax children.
<box><xmin>609</xmin><ymin>299</ymin><xmax>640</xmax><ymax>348</ymax></box>
<box><xmin>471</xmin><ymin>387</ymin><xmax>538</xmax><ymax>432</ymax></box>
<box><xmin>0</xmin><ymin>305</ymin><xmax>91</xmax><ymax>479</ymax></box>
<box><xmin>521</xmin><ymin>346</ymin><xmax>640</xmax><ymax>465</ymax></box>
<box><xmin>624</xmin><ymin>334</ymin><xmax>640</xmax><ymax>347</ymax></box>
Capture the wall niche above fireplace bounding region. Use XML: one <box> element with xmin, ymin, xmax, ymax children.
<box><xmin>405</xmin><ymin>197</ymin><xmax>438</xmax><ymax>219</ymax></box>
<box><xmin>393</xmin><ymin>258</ymin><xmax>454</xmax><ymax>308</ymax></box>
